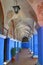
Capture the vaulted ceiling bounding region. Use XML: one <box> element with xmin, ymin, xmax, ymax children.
<box><xmin>0</xmin><ymin>0</ymin><xmax>43</xmax><ymax>40</ymax></box>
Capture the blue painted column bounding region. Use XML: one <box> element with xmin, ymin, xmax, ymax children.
<box><xmin>16</xmin><ymin>40</ymin><xmax>21</xmax><ymax>53</ymax></box>
<box><xmin>15</xmin><ymin>40</ymin><xmax>21</xmax><ymax>53</ymax></box>
<box><xmin>17</xmin><ymin>41</ymin><xmax>19</xmax><ymax>53</ymax></box>
<box><xmin>28</xmin><ymin>36</ymin><xmax>33</xmax><ymax>54</ymax></box>
<box><xmin>31</xmin><ymin>36</ymin><xmax>33</xmax><ymax>54</ymax></box>
<box><xmin>18</xmin><ymin>41</ymin><xmax>21</xmax><ymax>52</ymax></box>
<box><xmin>38</xmin><ymin>27</ymin><xmax>43</xmax><ymax>65</ymax></box>
<box><xmin>5</xmin><ymin>38</ymin><xmax>15</xmax><ymax>61</ymax></box>
<box><xmin>18</xmin><ymin>41</ymin><xmax>21</xmax><ymax>49</ymax></box>
<box><xmin>28</xmin><ymin>38</ymin><xmax>32</xmax><ymax>52</ymax></box>
<box><xmin>33</xmin><ymin>32</ymin><xmax>38</xmax><ymax>58</ymax></box>
<box><xmin>15</xmin><ymin>40</ymin><xmax>20</xmax><ymax>61</ymax></box>
<box><xmin>14</xmin><ymin>41</ymin><xmax>16</xmax><ymax>48</ymax></box>
<box><xmin>15</xmin><ymin>40</ymin><xmax>19</xmax><ymax>53</ymax></box>
<box><xmin>0</xmin><ymin>35</ymin><xmax>6</xmax><ymax>65</ymax></box>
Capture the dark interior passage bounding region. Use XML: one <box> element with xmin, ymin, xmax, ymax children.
<box><xmin>22</xmin><ymin>37</ymin><xmax>29</xmax><ymax>49</ymax></box>
<box><xmin>22</xmin><ymin>37</ymin><xmax>28</xmax><ymax>42</ymax></box>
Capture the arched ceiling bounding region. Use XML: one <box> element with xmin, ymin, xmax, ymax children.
<box><xmin>0</xmin><ymin>0</ymin><xmax>43</xmax><ymax>40</ymax></box>
<box><xmin>27</xmin><ymin>0</ymin><xmax>43</xmax><ymax>26</ymax></box>
<box><xmin>1</xmin><ymin>0</ymin><xmax>38</xmax><ymax>24</ymax></box>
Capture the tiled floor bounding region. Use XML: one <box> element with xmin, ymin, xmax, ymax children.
<box><xmin>7</xmin><ymin>49</ymin><xmax>37</xmax><ymax>65</ymax></box>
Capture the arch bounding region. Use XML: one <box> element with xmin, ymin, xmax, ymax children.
<box><xmin>36</xmin><ymin>2</ymin><xmax>43</xmax><ymax>26</ymax></box>
<box><xmin>0</xmin><ymin>1</ymin><xmax>4</xmax><ymax>34</ymax></box>
<box><xmin>26</xmin><ymin>0</ymin><xmax>40</xmax><ymax>28</ymax></box>
<box><xmin>27</xmin><ymin>0</ymin><xmax>43</xmax><ymax>26</ymax></box>
<box><xmin>22</xmin><ymin>36</ymin><xmax>28</xmax><ymax>42</ymax></box>
<box><xmin>25</xmin><ymin>0</ymin><xmax>38</xmax><ymax>22</ymax></box>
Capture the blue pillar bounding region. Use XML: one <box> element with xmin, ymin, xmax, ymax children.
<box><xmin>16</xmin><ymin>40</ymin><xmax>19</xmax><ymax>53</ymax></box>
<box><xmin>0</xmin><ymin>35</ymin><xmax>6</xmax><ymax>65</ymax></box>
<box><xmin>28</xmin><ymin>38</ymin><xmax>31</xmax><ymax>51</ymax></box>
<box><xmin>30</xmin><ymin>37</ymin><xmax>32</xmax><ymax>52</ymax></box>
<box><xmin>15</xmin><ymin>40</ymin><xmax>21</xmax><ymax>61</ymax></box>
<box><xmin>5</xmin><ymin>38</ymin><xmax>15</xmax><ymax>61</ymax></box>
<box><xmin>31</xmin><ymin>36</ymin><xmax>33</xmax><ymax>54</ymax></box>
<box><xmin>28</xmin><ymin>38</ymin><xmax>32</xmax><ymax>52</ymax></box>
<box><xmin>28</xmin><ymin>36</ymin><xmax>33</xmax><ymax>54</ymax></box>
<box><xmin>18</xmin><ymin>41</ymin><xmax>21</xmax><ymax>52</ymax></box>
<box><xmin>14</xmin><ymin>41</ymin><xmax>16</xmax><ymax>48</ymax></box>
<box><xmin>16</xmin><ymin>41</ymin><xmax>21</xmax><ymax>53</ymax></box>
<box><xmin>38</xmin><ymin>27</ymin><xmax>43</xmax><ymax>65</ymax></box>
<box><xmin>18</xmin><ymin>41</ymin><xmax>21</xmax><ymax>49</ymax></box>
<box><xmin>33</xmin><ymin>33</ymin><xmax>38</xmax><ymax>58</ymax></box>
<box><xmin>17</xmin><ymin>41</ymin><xmax>19</xmax><ymax>53</ymax></box>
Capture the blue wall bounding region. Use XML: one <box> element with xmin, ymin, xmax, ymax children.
<box><xmin>4</xmin><ymin>38</ymin><xmax>22</xmax><ymax>61</ymax></box>
<box><xmin>0</xmin><ymin>35</ymin><xmax>22</xmax><ymax>64</ymax></box>
<box><xmin>22</xmin><ymin>42</ymin><xmax>29</xmax><ymax>49</ymax></box>
<box><xmin>0</xmin><ymin>36</ymin><xmax>5</xmax><ymax>65</ymax></box>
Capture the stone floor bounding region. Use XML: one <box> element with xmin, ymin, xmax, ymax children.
<box><xmin>7</xmin><ymin>49</ymin><xmax>37</xmax><ymax>65</ymax></box>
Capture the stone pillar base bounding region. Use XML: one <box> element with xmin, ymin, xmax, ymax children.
<box><xmin>31</xmin><ymin>52</ymin><xmax>33</xmax><ymax>54</ymax></box>
<box><xmin>33</xmin><ymin>55</ymin><xmax>38</xmax><ymax>58</ymax></box>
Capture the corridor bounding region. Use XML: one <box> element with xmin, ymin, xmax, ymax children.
<box><xmin>7</xmin><ymin>49</ymin><xmax>37</xmax><ymax>65</ymax></box>
<box><xmin>0</xmin><ymin>0</ymin><xmax>43</xmax><ymax>65</ymax></box>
